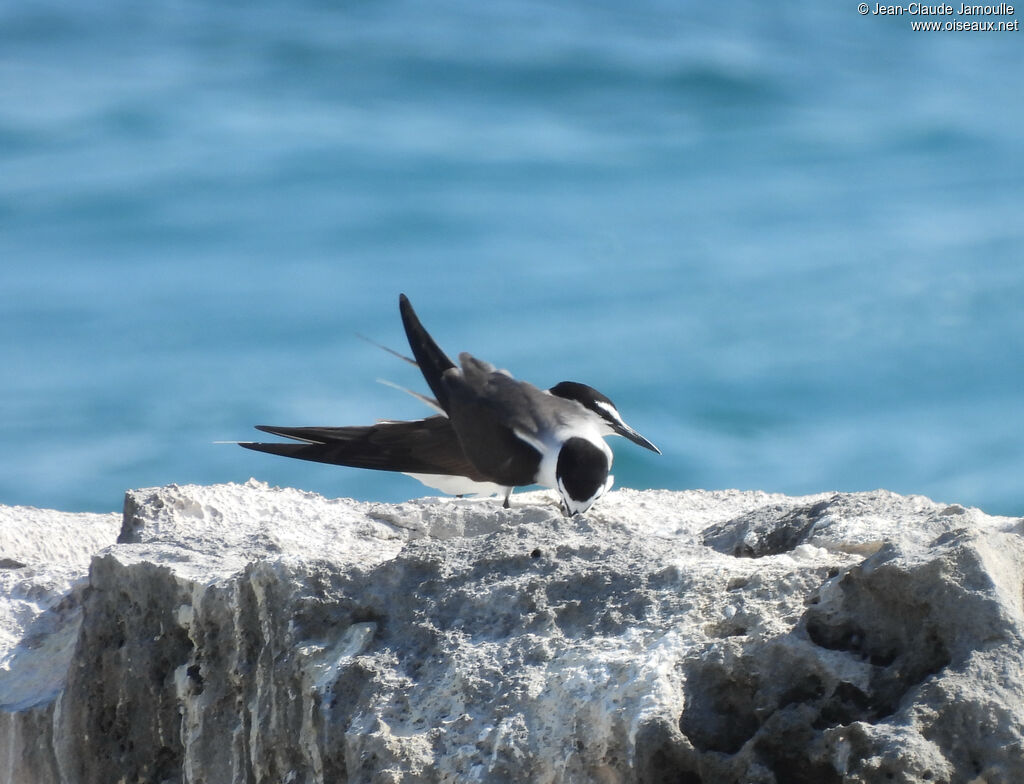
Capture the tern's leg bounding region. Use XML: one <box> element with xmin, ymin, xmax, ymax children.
<box><xmin>502</xmin><ymin>488</ymin><xmax>513</xmax><ymax>509</ymax></box>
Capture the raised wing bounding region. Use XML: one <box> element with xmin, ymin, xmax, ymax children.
<box><xmin>399</xmin><ymin>294</ymin><xmax>457</xmax><ymax>412</ymax></box>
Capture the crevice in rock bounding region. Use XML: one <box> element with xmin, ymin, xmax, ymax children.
<box><xmin>802</xmin><ymin>565</ymin><xmax>953</xmax><ymax>722</ymax></box>
<box><xmin>675</xmin><ymin>630</ymin><xmax>951</xmax><ymax>781</ymax></box>
<box><xmin>60</xmin><ymin>559</ymin><xmax>193</xmax><ymax>784</ymax></box>
<box><xmin>679</xmin><ymin>661</ymin><xmax>760</xmax><ymax>754</ymax></box>
<box><xmin>634</xmin><ymin>719</ymin><xmax>703</xmax><ymax>784</ymax></box>
<box><xmin>752</xmin><ymin>718</ymin><xmax>843</xmax><ymax>784</ymax></box>
<box><xmin>702</xmin><ymin>498</ymin><xmax>835</xmax><ymax>558</ymax></box>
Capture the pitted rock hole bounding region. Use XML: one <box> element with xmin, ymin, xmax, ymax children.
<box><xmin>702</xmin><ymin>499</ymin><xmax>834</xmax><ymax>558</ymax></box>
<box><xmin>634</xmin><ymin>719</ymin><xmax>703</xmax><ymax>784</ymax></box>
<box><xmin>803</xmin><ymin>567</ymin><xmax>953</xmax><ymax>721</ymax></box>
<box><xmin>677</xmin><ymin>654</ymin><xmax>863</xmax><ymax>778</ymax></box>
<box><xmin>679</xmin><ymin>660</ymin><xmax>761</xmax><ymax>754</ymax></box>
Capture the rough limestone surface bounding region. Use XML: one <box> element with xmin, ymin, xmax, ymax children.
<box><xmin>2</xmin><ymin>480</ymin><xmax>1024</xmax><ymax>783</ymax></box>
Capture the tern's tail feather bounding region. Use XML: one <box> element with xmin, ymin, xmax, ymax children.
<box><xmin>240</xmin><ymin>418</ymin><xmax>485</xmax><ymax>479</ymax></box>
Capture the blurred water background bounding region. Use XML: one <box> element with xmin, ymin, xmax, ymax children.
<box><xmin>2</xmin><ymin>0</ymin><xmax>1022</xmax><ymax>515</ymax></box>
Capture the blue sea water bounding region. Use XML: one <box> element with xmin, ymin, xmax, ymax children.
<box><xmin>2</xmin><ymin>0</ymin><xmax>1022</xmax><ymax>515</ymax></box>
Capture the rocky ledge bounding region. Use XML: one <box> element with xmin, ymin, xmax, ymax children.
<box><xmin>1</xmin><ymin>482</ymin><xmax>1023</xmax><ymax>783</ymax></box>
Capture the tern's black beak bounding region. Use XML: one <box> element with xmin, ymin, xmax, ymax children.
<box><xmin>611</xmin><ymin>421</ymin><xmax>661</xmax><ymax>454</ymax></box>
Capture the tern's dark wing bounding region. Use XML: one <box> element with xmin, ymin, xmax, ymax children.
<box><xmin>399</xmin><ymin>294</ymin><xmax>457</xmax><ymax>413</ymax></box>
<box><xmin>449</xmin><ymin>353</ymin><xmax>579</xmax><ymax>440</ymax></box>
<box><xmin>397</xmin><ymin>297</ymin><xmax>562</xmax><ymax>480</ymax></box>
<box><xmin>429</xmin><ymin>352</ymin><xmax>560</xmax><ymax>487</ymax></box>
<box><xmin>239</xmin><ymin>417</ymin><xmax>489</xmax><ymax>480</ymax></box>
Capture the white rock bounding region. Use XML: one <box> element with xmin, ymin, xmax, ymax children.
<box><xmin>1</xmin><ymin>482</ymin><xmax>1023</xmax><ymax>783</ymax></box>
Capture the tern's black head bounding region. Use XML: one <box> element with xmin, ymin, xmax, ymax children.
<box><xmin>556</xmin><ymin>436</ymin><xmax>612</xmax><ymax>516</ymax></box>
<box><xmin>549</xmin><ymin>381</ymin><xmax>612</xmax><ymax>411</ymax></box>
<box><xmin>549</xmin><ymin>381</ymin><xmax>661</xmax><ymax>454</ymax></box>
